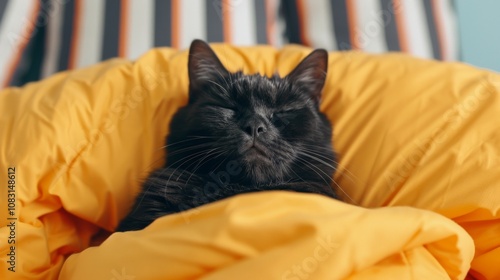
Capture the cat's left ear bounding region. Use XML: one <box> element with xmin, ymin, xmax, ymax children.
<box><xmin>188</xmin><ymin>39</ymin><xmax>229</xmax><ymax>92</ymax></box>
<box><xmin>286</xmin><ymin>49</ymin><xmax>328</xmax><ymax>103</ymax></box>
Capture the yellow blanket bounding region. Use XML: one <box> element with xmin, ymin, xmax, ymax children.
<box><xmin>60</xmin><ymin>192</ymin><xmax>472</xmax><ymax>280</ymax></box>
<box><xmin>1</xmin><ymin>45</ymin><xmax>499</xmax><ymax>279</ymax></box>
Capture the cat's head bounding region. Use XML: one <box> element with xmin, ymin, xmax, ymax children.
<box><xmin>167</xmin><ymin>40</ymin><xmax>336</xmax><ymax>192</ymax></box>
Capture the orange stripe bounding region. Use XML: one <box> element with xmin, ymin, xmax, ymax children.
<box><xmin>295</xmin><ymin>0</ymin><xmax>311</xmax><ymax>47</ymax></box>
<box><xmin>118</xmin><ymin>0</ymin><xmax>129</xmax><ymax>57</ymax></box>
<box><xmin>346</xmin><ymin>0</ymin><xmax>358</xmax><ymax>49</ymax></box>
<box><xmin>68</xmin><ymin>0</ymin><xmax>82</xmax><ymax>69</ymax></box>
<box><xmin>171</xmin><ymin>0</ymin><xmax>180</xmax><ymax>48</ymax></box>
<box><xmin>392</xmin><ymin>0</ymin><xmax>408</xmax><ymax>52</ymax></box>
<box><xmin>264</xmin><ymin>0</ymin><xmax>275</xmax><ymax>46</ymax></box>
<box><xmin>431</xmin><ymin>0</ymin><xmax>447</xmax><ymax>60</ymax></box>
<box><xmin>2</xmin><ymin>1</ymin><xmax>40</xmax><ymax>88</ymax></box>
<box><xmin>222</xmin><ymin>0</ymin><xmax>232</xmax><ymax>43</ymax></box>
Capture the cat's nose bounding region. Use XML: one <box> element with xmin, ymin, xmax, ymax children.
<box><xmin>243</xmin><ymin>119</ymin><xmax>267</xmax><ymax>138</ymax></box>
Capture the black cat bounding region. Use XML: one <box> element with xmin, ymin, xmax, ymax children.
<box><xmin>116</xmin><ymin>40</ymin><xmax>337</xmax><ymax>232</ymax></box>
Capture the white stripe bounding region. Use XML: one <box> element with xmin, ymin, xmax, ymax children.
<box><xmin>75</xmin><ymin>0</ymin><xmax>105</xmax><ymax>68</ymax></box>
<box><xmin>303</xmin><ymin>0</ymin><xmax>336</xmax><ymax>50</ymax></box>
<box><xmin>400</xmin><ymin>0</ymin><xmax>432</xmax><ymax>59</ymax></box>
<box><xmin>229</xmin><ymin>0</ymin><xmax>256</xmax><ymax>45</ymax></box>
<box><xmin>127</xmin><ymin>0</ymin><xmax>154</xmax><ymax>60</ymax></box>
<box><xmin>271</xmin><ymin>0</ymin><xmax>286</xmax><ymax>46</ymax></box>
<box><xmin>41</xmin><ymin>0</ymin><xmax>64</xmax><ymax>78</ymax></box>
<box><xmin>179</xmin><ymin>0</ymin><xmax>206</xmax><ymax>49</ymax></box>
<box><xmin>0</xmin><ymin>1</ymin><xmax>35</xmax><ymax>85</ymax></box>
<box><xmin>435</xmin><ymin>0</ymin><xmax>458</xmax><ymax>61</ymax></box>
<box><xmin>354</xmin><ymin>0</ymin><xmax>387</xmax><ymax>53</ymax></box>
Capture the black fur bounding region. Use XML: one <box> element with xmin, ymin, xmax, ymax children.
<box><xmin>116</xmin><ymin>40</ymin><xmax>337</xmax><ymax>232</ymax></box>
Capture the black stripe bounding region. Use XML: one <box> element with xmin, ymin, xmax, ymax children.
<box><xmin>380</xmin><ymin>0</ymin><xmax>400</xmax><ymax>51</ymax></box>
<box><xmin>10</xmin><ymin>1</ymin><xmax>49</xmax><ymax>86</ymax></box>
<box><xmin>154</xmin><ymin>0</ymin><xmax>171</xmax><ymax>46</ymax></box>
<box><xmin>101</xmin><ymin>0</ymin><xmax>121</xmax><ymax>60</ymax></box>
<box><xmin>330</xmin><ymin>0</ymin><xmax>351</xmax><ymax>50</ymax></box>
<box><xmin>279</xmin><ymin>0</ymin><xmax>300</xmax><ymax>44</ymax></box>
<box><xmin>0</xmin><ymin>0</ymin><xmax>8</xmax><ymax>24</ymax></box>
<box><xmin>423</xmin><ymin>0</ymin><xmax>441</xmax><ymax>59</ymax></box>
<box><xmin>57</xmin><ymin>0</ymin><xmax>75</xmax><ymax>71</ymax></box>
<box><xmin>206</xmin><ymin>0</ymin><xmax>223</xmax><ymax>42</ymax></box>
<box><xmin>254</xmin><ymin>0</ymin><xmax>267</xmax><ymax>44</ymax></box>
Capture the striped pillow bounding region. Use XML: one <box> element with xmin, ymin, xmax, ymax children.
<box><xmin>1</xmin><ymin>0</ymin><xmax>283</xmax><ymax>87</ymax></box>
<box><xmin>43</xmin><ymin>0</ymin><xmax>284</xmax><ymax>78</ymax></box>
<box><xmin>281</xmin><ymin>0</ymin><xmax>459</xmax><ymax>61</ymax></box>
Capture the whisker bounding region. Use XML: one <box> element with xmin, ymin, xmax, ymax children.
<box><xmin>296</xmin><ymin>148</ymin><xmax>357</xmax><ymax>184</ymax></box>
<box><xmin>297</xmin><ymin>146</ymin><xmax>359</xmax><ymax>183</ymax></box>
<box><xmin>295</xmin><ymin>156</ymin><xmax>357</xmax><ymax>205</ymax></box>
<box><xmin>289</xmin><ymin>165</ymin><xmax>308</xmax><ymax>184</ymax></box>
<box><xmin>131</xmin><ymin>149</ymin><xmax>213</xmax><ymax>212</ymax></box>
<box><xmin>294</xmin><ymin>157</ymin><xmax>332</xmax><ymax>187</ymax></box>
<box><xmin>297</xmin><ymin>149</ymin><xmax>336</xmax><ymax>170</ymax></box>
<box><xmin>295</xmin><ymin>142</ymin><xmax>337</xmax><ymax>151</ymax></box>
<box><xmin>163</xmin><ymin>148</ymin><xmax>223</xmax><ymax>203</ymax></box>
<box><xmin>140</xmin><ymin>155</ymin><xmax>166</xmax><ymax>174</ymax></box>
<box><xmin>329</xmin><ymin>178</ymin><xmax>357</xmax><ymax>205</ymax></box>
<box><xmin>185</xmin><ymin>149</ymin><xmax>225</xmax><ymax>185</ymax></box>
<box><xmin>211</xmin><ymin>153</ymin><xmax>231</xmax><ymax>174</ymax></box>
<box><xmin>175</xmin><ymin>148</ymin><xmax>223</xmax><ymax>179</ymax></box>
<box><xmin>158</xmin><ymin>136</ymin><xmax>218</xmax><ymax>150</ymax></box>
<box><xmin>165</xmin><ymin>143</ymin><xmax>216</xmax><ymax>157</ymax></box>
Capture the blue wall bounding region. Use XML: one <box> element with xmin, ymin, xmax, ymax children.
<box><xmin>456</xmin><ymin>0</ymin><xmax>500</xmax><ymax>72</ymax></box>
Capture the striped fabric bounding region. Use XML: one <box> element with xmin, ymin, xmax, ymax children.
<box><xmin>1</xmin><ymin>0</ymin><xmax>459</xmax><ymax>88</ymax></box>
<box><xmin>0</xmin><ymin>0</ymin><xmax>281</xmax><ymax>87</ymax></box>
<box><xmin>40</xmin><ymin>0</ymin><xmax>281</xmax><ymax>78</ymax></box>
<box><xmin>0</xmin><ymin>0</ymin><xmax>40</xmax><ymax>87</ymax></box>
<box><xmin>281</xmin><ymin>0</ymin><xmax>458</xmax><ymax>61</ymax></box>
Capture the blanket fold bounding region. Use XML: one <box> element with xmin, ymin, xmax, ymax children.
<box><xmin>59</xmin><ymin>192</ymin><xmax>474</xmax><ymax>280</ymax></box>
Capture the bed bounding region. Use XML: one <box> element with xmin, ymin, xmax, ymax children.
<box><xmin>0</xmin><ymin>44</ymin><xmax>498</xmax><ymax>279</ymax></box>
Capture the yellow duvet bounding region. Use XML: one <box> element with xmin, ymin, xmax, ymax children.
<box><xmin>1</xmin><ymin>44</ymin><xmax>499</xmax><ymax>279</ymax></box>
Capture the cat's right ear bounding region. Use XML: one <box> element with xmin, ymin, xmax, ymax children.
<box><xmin>188</xmin><ymin>40</ymin><xmax>229</xmax><ymax>94</ymax></box>
<box><xmin>286</xmin><ymin>49</ymin><xmax>328</xmax><ymax>103</ymax></box>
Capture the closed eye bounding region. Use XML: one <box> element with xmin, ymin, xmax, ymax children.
<box><xmin>204</xmin><ymin>103</ymin><xmax>236</xmax><ymax>111</ymax></box>
<box><xmin>272</xmin><ymin>109</ymin><xmax>297</xmax><ymax>125</ymax></box>
<box><xmin>275</xmin><ymin>109</ymin><xmax>297</xmax><ymax>117</ymax></box>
